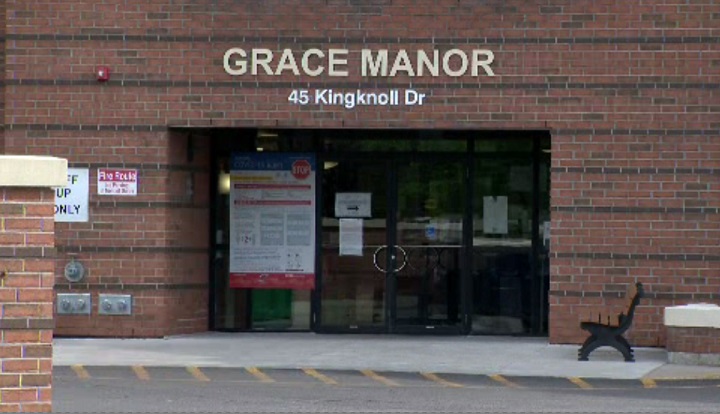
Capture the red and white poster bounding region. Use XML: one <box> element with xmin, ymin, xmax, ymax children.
<box><xmin>228</xmin><ymin>153</ymin><xmax>316</xmax><ymax>290</ymax></box>
<box><xmin>97</xmin><ymin>168</ymin><xmax>138</xmax><ymax>196</ymax></box>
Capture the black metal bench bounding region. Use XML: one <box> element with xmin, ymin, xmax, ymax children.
<box><xmin>578</xmin><ymin>282</ymin><xmax>644</xmax><ymax>362</ymax></box>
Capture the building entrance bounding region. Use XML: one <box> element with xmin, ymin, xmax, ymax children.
<box><xmin>209</xmin><ymin>129</ymin><xmax>550</xmax><ymax>336</ymax></box>
<box><xmin>319</xmin><ymin>155</ymin><xmax>466</xmax><ymax>333</ymax></box>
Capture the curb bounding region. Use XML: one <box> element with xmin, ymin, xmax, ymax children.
<box><xmin>53</xmin><ymin>365</ymin><xmax>720</xmax><ymax>389</ymax></box>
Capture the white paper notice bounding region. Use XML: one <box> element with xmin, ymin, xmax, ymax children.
<box><xmin>483</xmin><ymin>196</ymin><xmax>508</xmax><ymax>235</ymax></box>
<box><xmin>339</xmin><ymin>219</ymin><xmax>364</xmax><ymax>256</ymax></box>
<box><xmin>543</xmin><ymin>221</ymin><xmax>551</xmax><ymax>246</ymax></box>
<box><xmin>335</xmin><ymin>193</ymin><xmax>371</xmax><ymax>218</ymax></box>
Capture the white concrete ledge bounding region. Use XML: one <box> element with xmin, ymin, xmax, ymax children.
<box><xmin>0</xmin><ymin>155</ymin><xmax>68</xmax><ymax>187</ymax></box>
<box><xmin>665</xmin><ymin>303</ymin><xmax>720</xmax><ymax>328</ymax></box>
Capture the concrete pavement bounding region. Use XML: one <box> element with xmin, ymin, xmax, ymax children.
<box><xmin>52</xmin><ymin>332</ymin><xmax>720</xmax><ymax>381</ymax></box>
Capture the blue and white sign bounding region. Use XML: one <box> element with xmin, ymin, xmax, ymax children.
<box><xmin>425</xmin><ymin>225</ymin><xmax>437</xmax><ymax>241</ymax></box>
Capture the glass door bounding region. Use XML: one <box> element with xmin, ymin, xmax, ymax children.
<box><xmin>319</xmin><ymin>158</ymin><xmax>389</xmax><ymax>331</ymax></box>
<box><xmin>318</xmin><ymin>155</ymin><xmax>468</xmax><ymax>333</ymax></box>
<box><xmin>390</xmin><ymin>158</ymin><xmax>466</xmax><ymax>333</ymax></box>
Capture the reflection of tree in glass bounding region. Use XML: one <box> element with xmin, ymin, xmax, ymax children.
<box><xmin>398</xmin><ymin>162</ymin><xmax>465</xmax><ymax>219</ymax></box>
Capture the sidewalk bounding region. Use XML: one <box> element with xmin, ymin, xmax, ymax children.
<box><xmin>52</xmin><ymin>332</ymin><xmax>720</xmax><ymax>381</ymax></box>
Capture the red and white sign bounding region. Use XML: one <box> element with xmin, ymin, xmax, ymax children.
<box><xmin>98</xmin><ymin>168</ymin><xmax>138</xmax><ymax>196</ymax></box>
<box><xmin>228</xmin><ymin>154</ymin><xmax>316</xmax><ymax>290</ymax></box>
<box><xmin>291</xmin><ymin>159</ymin><xmax>312</xmax><ymax>180</ymax></box>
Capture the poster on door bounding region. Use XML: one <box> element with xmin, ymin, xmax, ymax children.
<box><xmin>228</xmin><ymin>153</ymin><xmax>316</xmax><ymax>290</ymax></box>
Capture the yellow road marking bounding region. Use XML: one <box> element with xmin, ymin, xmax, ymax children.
<box><xmin>132</xmin><ymin>365</ymin><xmax>150</xmax><ymax>381</ymax></box>
<box><xmin>302</xmin><ymin>368</ymin><xmax>338</xmax><ymax>385</ymax></box>
<box><xmin>71</xmin><ymin>365</ymin><xmax>90</xmax><ymax>380</ymax></box>
<box><xmin>421</xmin><ymin>372</ymin><xmax>464</xmax><ymax>388</ymax></box>
<box><xmin>489</xmin><ymin>374</ymin><xmax>521</xmax><ymax>388</ymax></box>
<box><xmin>568</xmin><ymin>377</ymin><xmax>593</xmax><ymax>389</ymax></box>
<box><xmin>246</xmin><ymin>367</ymin><xmax>274</xmax><ymax>383</ymax></box>
<box><xmin>186</xmin><ymin>366</ymin><xmax>210</xmax><ymax>382</ymax></box>
<box><xmin>642</xmin><ymin>378</ymin><xmax>657</xmax><ymax>389</ymax></box>
<box><xmin>361</xmin><ymin>370</ymin><xmax>400</xmax><ymax>387</ymax></box>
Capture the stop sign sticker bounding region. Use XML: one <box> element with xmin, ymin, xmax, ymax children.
<box><xmin>291</xmin><ymin>159</ymin><xmax>312</xmax><ymax>180</ymax></box>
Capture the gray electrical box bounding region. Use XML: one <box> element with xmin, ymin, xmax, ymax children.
<box><xmin>57</xmin><ymin>293</ymin><xmax>91</xmax><ymax>315</ymax></box>
<box><xmin>98</xmin><ymin>294</ymin><xmax>133</xmax><ymax>315</ymax></box>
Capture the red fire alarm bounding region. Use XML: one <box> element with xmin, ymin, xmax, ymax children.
<box><xmin>97</xmin><ymin>66</ymin><xmax>110</xmax><ymax>82</ymax></box>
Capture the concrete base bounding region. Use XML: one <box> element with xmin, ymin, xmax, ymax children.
<box><xmin>668</xmin><ymin>352</ymin><xmax>720</xmax><ymax>367</ymax></box>
<box><xmin>664</xmin><ymin>303</ymin><xmax>720</xmax><ymax>366</ymax></box>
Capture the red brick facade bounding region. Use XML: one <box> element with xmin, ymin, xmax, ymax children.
<box><xmin>666</xmin><ymin>326</ymin><xmax>720</xmax><ymax>355</ymax></box>
<box><xmin>0</xmin><ymin>187</ymin><xmax>55</xmax><ymax>412</ymax></box>
<box><xmin>2</xmin><ymin>1</ymin><xmax>718</xmax><ymax>345</ymax></box>
<box><xmin>0</xmin><ymin>0</ymin><xmax>5</xmax><ymax>152</ymax></box>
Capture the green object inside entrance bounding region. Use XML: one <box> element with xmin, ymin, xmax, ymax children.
<box><xmin>252</xmin><ymin>289</ymin><xmax>292</xmax><ymax>329</ymax></box>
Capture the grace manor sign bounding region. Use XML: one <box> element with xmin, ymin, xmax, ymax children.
<box><xmin>223</xmin><ymin>48</ymin><xmax>496</xmax><ymax>108</ymax></box>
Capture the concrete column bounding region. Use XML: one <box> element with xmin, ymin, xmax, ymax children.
<box><xmin>665</xmin><ymin>303</ymin><xmax>720</xmax><ymax>366</ymax></box>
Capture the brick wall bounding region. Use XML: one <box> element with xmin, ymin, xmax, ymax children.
<box><xmin>0</xmin><ymin>0</ymin><xmax>5</xmax><ymax>153</ymax></box>
<box><xmin>51</xmin><ymin>130</ymin><xmax>210</xmax><ymax>338</ymax></box>
<box><xmin>0</xmin><ymin>187</ymin><xmax>55</xmax><ymax>412</ymax></box>
<box><xmin>666</xmin><ymin>326</ymin><xmax>720</xmax><ymax>355</ymax></box>
<box><xmin>3</xmin><ymin>1</ymin><xmax>718</xmax><ymax>344</ymax></box>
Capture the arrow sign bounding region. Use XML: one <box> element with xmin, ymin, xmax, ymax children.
<box><xmin>335</xmin><ymin>193</ymin><xmax>371</xmax><ymax>218</ymax></box>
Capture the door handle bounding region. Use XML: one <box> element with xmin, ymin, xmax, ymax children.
<box><xmin>393</xmin><ymin>245</ymin><xmax>408</xmax><ymax>273</ymax></box>
<box><xmin>373</xmin><ymin>245</ymin><xmax>409</xmax><ymax>274</ymax></box>
<box><xmin>373</xmin><ymin>245</ymin><xmax>388</xmax><ymax>273</ymax></box>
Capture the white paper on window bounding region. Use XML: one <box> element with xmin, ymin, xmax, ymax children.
<box><xmin>483</xmin><ymin>196</ymin><xmax>508</xmax><ymax>235</ymax></box>
<box><xmin>339</xmin><ymin>218</ymin><xmax>364</xmax><ymax>256</ymax></box>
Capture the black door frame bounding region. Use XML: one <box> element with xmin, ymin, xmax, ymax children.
<box><xmin>313</xmin><ymin>151</ymin><xmax>472</xmax><ymax>335</ymax></box>
<box><xmin>205</xmin><ymin>128</ymin><xmax>551</xmax><ymax>336</ymax></box>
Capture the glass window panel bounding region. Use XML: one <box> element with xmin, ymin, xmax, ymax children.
<box><xmin>475</xmin><ymin>138</ymin><xmax>533</xmax><ymax>153</ymax></box>
<box><xmin>472</xmin><ymin>138</ymin><xmax>534</xmax><ymax>336</ymax></box>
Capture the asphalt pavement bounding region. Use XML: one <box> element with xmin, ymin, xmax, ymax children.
<box><xmin>52</xmin><ymin>332</ymin><xmax>720</xmax><ymax>382</ymax></box>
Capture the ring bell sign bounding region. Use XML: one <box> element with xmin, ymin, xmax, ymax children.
<box><xmin>223</xmin><ymin>48</ymin><xmax>495</xmax><ymax>108</ymax></box>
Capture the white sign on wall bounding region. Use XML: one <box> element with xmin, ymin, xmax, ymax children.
<box><xmin>54</xmin><ymin>168</ymin><xmax>89</xmax><ymax>222</ymax></box>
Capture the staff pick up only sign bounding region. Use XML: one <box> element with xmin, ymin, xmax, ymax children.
<box><xmin>55</xmin><ymin>168</ymin><xmax>89</xmax><ymax>222</ymax></box>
